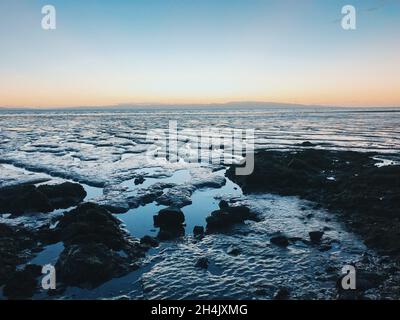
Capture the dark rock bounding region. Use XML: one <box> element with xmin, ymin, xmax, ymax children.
<box><xmin>274</xmin><ymin>287</ymin><xmax>290</xmax><ymax>300</ymax></box>
<box><xmin>37</xmin><ymin>182</ymin><xmax>86</xmax><ymax>209</ymax></box>
<box><xmin>134</xmin><ymin>176</ymin><xmax>145</xmax><ymax>185</ymax></box>
<box><xmin>0</xmin><ymin>184</ymin><xmax>52</xmax><ymax>214</ymax></box>
<box><xmin>54</xmin><ymin>203</ymin><xmax>145</xmax><ymax>288</ymax></box>
<box><xmin>56</xmin><ymin>243</ymin><xmax>138</xmax><ymax>288</ymax></box>
<box><xmin>195</xmin><ymin>257</ymin><xmax>209</xmax><ymax>269</ymax></box>
<box><xmin>153</xmin><ymin>207</ymin><xmax>185</xmax><ymax>240</ymax></box>
<box><xmin>300</xmin><ymin>141</ymin><xmax>315</xmax><ymax>147</ymax></box>
<box><xmin>3</xmin><ymin>265</ymin><xmax>41</xmax><ymax>299</ymax></box>
<box><xmin>309</xmin><ymin>231</ymin><xmax>324</xmax><ymax>243</ymax></box>
<box><xmin>57</xmin><ymin>203</ymin><xmax>128</xmax><ymax>249</ymax></box>
<box><xmin>270</xmin><ymin>235</ymin><xmax>289</xmax><ymax>247</ymax></box>
<box><xmin>206</xmin><ymin>205</ymin><xmax>258</xmax><ymax>233</ymax></box>
<box><xmin>0</xmin><ymin>224</ymin><xmax>37</xmax><ymax>286</ymax></box>
<box><xmin>227</xmin><ymin>245</ymin><xmax>241</xmax><ymax>256</ymax></box>
<box><xmin>24</xmin><ymin>264</ymin><xmax>42</xmax><ymax>276</ymax></box>
<box><xmin>336</xmin><ymin>269</ymin><xmax>384</xmax><ymax>299</ymax></box>
<box><xmin>140</xmin><ymin>235</ymin><xmax>159</xmax><ymax>248</ymax></box>
<box><xmin>193</xmin><ymin>226</ymin><xmax>205</xmax><ymax>237</ymax></box>
<box><xmin>153</xmin><ymin>207</ymin><xmax>185</xmax><ymax>229</ymax></box>
<box><xmin>357</xmin><ymin>271</ymin><xmax>385</xmax><ymax>291</ymax></box>
<box><xmin>0</xmin><ymin>182</ymin><xmax>86</xmax><ymax>215</ymax></box>
<box><xmin>226</xmin><ymin>149</ymin><xmax>400</xmax><ymax>256</ymax></box>
<box><xmin>218</xmin><ymin>200</ymin><xmax>229</xmax><ymax>209</ymax></box>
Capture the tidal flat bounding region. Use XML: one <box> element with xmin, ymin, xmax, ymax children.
<box><xmin>0</xmin><ymin>107</ymin><xmax>399</xmax><ymax>300</ymax></box>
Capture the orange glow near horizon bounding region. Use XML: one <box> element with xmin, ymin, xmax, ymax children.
<box><xmin>1</xmin><ymin>1</ymin><xmax>399</xmax><ymax>108</ymax></box>
<box><xmin>1</xmin><ymin>81</ymin><xmax>399</xmax><ymax>108</ymax></box>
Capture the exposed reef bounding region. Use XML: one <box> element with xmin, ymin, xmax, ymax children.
<box><xmin>227</xmin><ymin>149</ymin><xmax>400</xmax><ymax>256</ymax></box>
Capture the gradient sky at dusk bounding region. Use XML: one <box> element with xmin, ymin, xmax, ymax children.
<box><xmin>0</xmin><ymin>0</ymin><xmax>399</xmax><ymax>108</ymax></box>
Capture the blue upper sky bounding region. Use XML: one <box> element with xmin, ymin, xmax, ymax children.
<box><xmin>0</xmin><ymin>0</ymin><xmax>399</xmax><ymax>107</ymax></box>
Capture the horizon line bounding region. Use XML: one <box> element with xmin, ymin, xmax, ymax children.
<box><xmin>1</xmin><ymin>100</ymin><xmax>400</xmax><ymax>110</ymax></box>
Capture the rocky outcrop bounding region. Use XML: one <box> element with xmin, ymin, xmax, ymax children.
<box><xmin>37</xmin><ymin>182</ymin><xmax>87</xmax><ymax>209</ymax></box>
<box><xmin>0</xmin><ymin>224</ymin><xmax>37</xmax><ymax>288</ymax></box>
<box><xmin>54</xmin><ymin>203</ymin><xmax>145</xmax><ymax>288</ymax></box>
<box><xmin>0</xmin><ymin>182</ymin><xmax>86</xmax><ymax>215</ymax></box>
<box><xmin>2</xmin><ymin>264</ymin><xmax>42</xmax><ymax>300</ymax></box>
<box><xmin>227</xmin><ymin>149</ymin><xmax>400</xmax><ymax>256</ymax></box>
<box><xmin>206</xmin><ymin>204</ymin><xmax>259</xmax><ymax>233</ymax></box>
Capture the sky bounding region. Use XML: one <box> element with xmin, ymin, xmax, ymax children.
<box><xmin>0</xmin><ymin>0</ymin><xmax>399</xmax><ymax>108</ymax></box>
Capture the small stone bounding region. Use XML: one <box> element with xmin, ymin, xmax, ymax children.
<box><xmin>309</xmin><ymin>231</ymin><xmax>324</xmax><ymax>243</ymax></box>
<box><xmin>195</xmin><ymin>257</ymin><xmax>209</xmax><ymax>269</ymax></box>
<box><xmin>270</xmin><ymin>235</ymin><xmax>289</xmax><ymax>247</ymax></box>
<box><xmin>227</xmin><ymin>245</ymin><xmax>241</xmax><ymax>256</ymax></box>
<box><xmin>193</xmin><ymin>226</ymin><xmax>204</xmax><ymax>237</ymax></box>
<box><xmin>301</xmin><ymin>141</ymin><xmax>315</xmax><ymax>147</ymax></box>
<box><xmin>134</xmin><ymin>176</ymin><xmax>145</xmax><ymax>185</ymax></box>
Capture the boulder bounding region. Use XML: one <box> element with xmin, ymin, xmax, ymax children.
<box><xmin>54</xmin><ymin>203</ymin><xmax>145</xmax><ymax>288</ymax></box>
<box><xmin>3</xmin><ymin>264</ymin><xmax>41</xmax><ymax>299</ymax></box>
<box><xmin>0</xmin><ymin>184</ymin><xmax>52</xmax><ymax>214</ymax></box>
<box><xmin>57</xmin><ymin>202</ymin><xmax>127</xmax><ymax>249</ymax></box>
<box><xmin>37</xmin><ymin>182</ymin><xmax>86</xmax><ymax>209</ymax></box>
<box><xmin>206</xmin><ymin>205</ymin><xmax>258</xmax><ymax>233</ymax></box>
<box><xmin>56</xmin><ymin>243</ymin><xmax>138</xmax><ymax>288</ymax></box>
<box><xmin>153</xmin><ymin>207</ymin><xmax>185</xmax><ymax>229</ymax></box>
<box><xmin>0</xmin><ymin>182</ymin><xmax>86</xmax><ymax>215</ymax></box>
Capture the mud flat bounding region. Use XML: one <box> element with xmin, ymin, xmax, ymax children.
<box><xmin>1</xmin><ymin>148</ymin><xmax>400</xmax><ymax>300</ymax></box>
<box><xmin>227</xmin><ymin>148</ymin><xmax>400</xmax><ymax>257</ymax></box>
